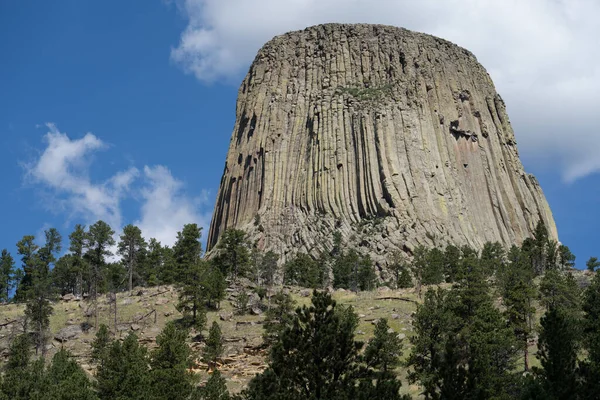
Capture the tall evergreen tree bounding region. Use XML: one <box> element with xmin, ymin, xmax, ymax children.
<box><xmin>177</xmin><ymin>260</ymin><xmax>208</xmax><ymax>330</ymax></box>
<box><xmin>539</xmin><ymin>269</ymin><xmax>581</xmax><ymax>313</ymax></box>
<box><xmin>96</xmin><ymin>333</ymin><xmax>150</xmax><ymax>400</ymax></box>
<box><xmin>213</xmin><ymin>229</ymin><xmax>250</xmax><ymax>282</ymax></box>
<box><xmin>14</xmin><ymin>235</ymin><xmax>39</xmax><ymax>301</ymax></box>
<box><xmin>262</xmin><ymin>290</ymin><xmax>295</xmax><ymax>347</ymax></box>
<box><xmin>26</xmin><ymin>228</ymin><xmax>61</xmax><ymax>355</ymax></box>
<box><xmin>580</xmin><ymin>272</ymin><xmax>600</xmax><ymax>397</ymax></box>
<box><xmin>500</xmin><ymin>246</ymin><xmax>536</xmax><ymax>371</ymax></box>
<box><xmin>586</xmin><ymin>256</ymin><xmax>600</xmax><ymax>272</ymax></box>
<box><xmin>284</xmin><ymin>252</ymin><xmax>323</xmax><ymax>288</ymax></box>
<box><xmin>44</xmin><ymin>349</ymin><xmax>98</xmax><ymax>400</ymax></box>
<box><xmin>203</xmin><ymin>321</ymin><xmax>224</xmax><ymax>370</ymax></box>
<box><xmin>196</xmin><ymin>369</ymin><xmax>230</xmax><ymax>400</ymax></box>
<box><xmin>118</xmin><ymin>224</ymin><xmax>147</xmax><ymax>292</ymax></box>
<box><xmin>68</xmin><ymin>224</ymin><xmax>88</xmax><ymax>296</ymax></box>
<box><xmin>85</xmin><ymin>220</ymin><xmax>115</xmax><ymax>328</ymax></box>
<box><xmin>149</xmin><ymin>322</ymin><xmax>194</xmax><ymax>400</ymax></box>
<box><xmin>534</xmin><ymin>306</ymin><xmax>581</xmax><ymax>399</ymax></box>
<box><xmin>557</xmin><ymin>245</ymin><xmax>576</xmax><ymax>269</ymax></box>
<box><xmin>0</xmin><ymin>249</ymin><xmax>15</xmax><ymax>302</ymax></box>
<box><xmin>244</xmin><ymin>291</ymin><xmax>407</xmax><ymax>400</ymax></box>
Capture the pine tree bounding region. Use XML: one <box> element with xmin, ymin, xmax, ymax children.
<box><xmin>44</xmin><ymin>349</ymin><xmax>98</xmax><ymax>400</ymax></box>
<box><xmin>177</xmin><ymin>260</ymin><xmax>208</xmax><ymax>330</ymax></box>
<box><xmin>422</xmin><ymin>247</ymin><xmax>444</xmax><ymax>285</ymax></box>
<box><xmin>443</xmin><ymin>244</ymin><xmax>461</xmax><ymax>283</ymax></box>
<box><xmin>213</xmin><ymin>229</ymin><xmax>250</xmax><ymax>282</ymax></box>
<box><xmin>557</xmin><ymin>245</ymin><xmax>576</xmax><ymax>269</ymax></box>
<box><xmin>118</xmin><ymin>224</ymin><xmax>147</xmax><ymax>292</ymax></box>
<box><xmin>258</xmin><ymin>251</ymin><xmax>278</xmax><ymax>289</ymax></box>
<box><xmin>196</xmin><ymin>369</ymin><xmax>230</xmax><ymax>400</ymax></box>
<box><xmin>96</xmin><ymin>333</ymin><xmax>150</xmax><ymax>400</ymax></box>
<box><xmin>0</xmin><ymin>249</ymin><xmax>15</xmax><ymax>302</ymax></box>
<box><xmin>364</xmin><ymin>318</ymin><xmax>403</xmax><ymax>373</ymax></box>
<box><xmin>244</xmin><ymin>291</ymin><xmax>407</xmax><ymax>400</ymax></box>
<box><xmin>262</xmin><ymin>290</ymin><xmax>295</xmax><ymax>346</ymax></box>
<box><xmin>149</xmin><ymin>322</ymin><xmax>194</xmax><ymax>400</ymax></box>
<box><xmin>68</xmin><ymin>224</ymin><xmax>88</xmax><ymax>297</ymax></box>
<box><xmin>1</xmin><ymin>334</ymin><xmax>45</xmax><ymax>400</ymax></box>
<box><xmin>539</xmin><ymin>269</ymin><xmax>581</xmax><ymax>313</ymax></box>
<box><xmin>534</xmin><ymin>306</ymin><xmax>581</xmax><ymax>399</ymax></box>
<box><xmin>333</xmin><ymin>249</ymin><xmax>375</xmax><ymax>292</ymax></box>
<box><xmin>26</xmin><ymin>228</ymin><xmax>61</xmax><ymax>356</ymax></box>
<box><xmin>203</xmin><ymin>321</ymin><xmax>224</xmax><ymax>370</ymax></box>
<box><xmin>14</xmin><ymin>235</ymin><xmax>39</xmax><ymax>301</ymax></box>
<box><xmin>201</xmin><ymin>263</ymin><xmax>226</xmax><ymax>309</ymax></box>
<box><xmin>91</xmin><ymin>324</ymin><xmax>112</xmax><ymax>365</ymax></box>
<box><xmin>500</xmin><ymin>247</ymin><xmax>536</xmax><ymax>371</ymax></box>
<box><xmin>85</xmin><ymin>221</ymin><xmax>115</xmax><ymax>328</ymax></box>
<box><xmin>586</xmin><ymin>256</ymin><xmax>600</xmax><ymax>272</ymax></box>
<box><xmin>284</xmin><ymin>252</ymin><xmax>322</xmax><ymax>288</ymax></box>
<box><xmin>580</xmin><ymin>272</ymin><xmax>600</xmax><ymax>397</ymax></box>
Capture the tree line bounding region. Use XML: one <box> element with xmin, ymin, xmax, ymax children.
<box><xmin>1</xmin><ymin>219</ymin><xmax>600</xmax><ymax>399</ymax></box>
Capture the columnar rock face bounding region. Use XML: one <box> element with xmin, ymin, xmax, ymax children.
<box><xmin>207</xmin><ymin>23</ymin><xmax>557</xmax><ymax>267</ymax></box>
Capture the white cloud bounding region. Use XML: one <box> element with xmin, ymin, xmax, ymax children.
<box><xmin>171</xmin><ymin>0</ymin><xmax>600</xmax><ymax>181</ymax></box>
<box><xmin>28</xmin><ymin>123</ymin><xmax>129</xmax><ymax>229</ymax></box>
<box><xmin>136</xmin><ymin>165</ymin><xmax>211</xmax><ymax>247</ymax></box>
<box><xmin>27</xmin><ymin>125</ymin><xmax>208</xmax><ymax>247</ymax></box>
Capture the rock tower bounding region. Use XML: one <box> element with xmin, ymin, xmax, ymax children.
<box><xmin>207</xmin><ymin>24</ymin><xmax>557</xmax><ymax>266</ymax></box>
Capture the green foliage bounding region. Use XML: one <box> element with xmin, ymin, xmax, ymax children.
<box><xmin>203</xmin><ymin>322</ymin><xmax>224</xmax><ymax>369</ymax></box>
<box><xmin>173</xmin><ymin>224</ymin><xmax>203</xmax><ymax>282</ymax></box>
<box><xmin>85</xmin><ymin>220</ymin><xmax>115</xmax><ymax>311</ymax></box>
<box><xmin>586</xmin><ymin>256</ymin><xmax>600</xmax><ymax>272</ymax></box>
<box><xmin>14</xmin><ymin>234</ymin><xmax>39</xmax><ymax>301</ymax></box>
<box><xmin>0</xmin><ymin>249</ymin><xmax>15</xmax><ymax>302</ymax></box>
<box><xmin>25</xmin><ymin>228</ymin><xmax>61</xmax><ymax>355</ymax></box>
<box><xmin>364</xmin><ymin>318</ymin><xmax>403</xmax><ymax>373</ymax></box>
<box><xmin>96</xmin><ymin>333</ymin><xmax>151</xmax><ymax>400</ymax></box>
<box><xmin>581</xmin><ymin>272</ymin><xmax>600</xmax><ymax>397</ymax></box>
<box><xmin>422</xmin><ymin>247</ymin><xmax>444</xmax><ymax>285</ymax></box>
<box><xmin>333</xmin><ymin>249</ymin><xmax>376</xmax><ymax>291</ymax></box>
<box><xmin>243</xmin><ymin>291</ymin><xmax>407</xmax><ymax>400</ymax></box>
<box><xmin>443</xmin><ymin>244</ymin><xmax>461</xmax><ymax>283</ymax></box>
<box><xmin>251</xmin><ymin>250</ymin><xmax>278</xmax><ymax>288</ymax></box>
<box><xmin>408</xmin><ymin>260</ymin><xmax>519</xmax><ymax>400</ymax></box>
<box><xmin>68</xmin><ymin>224</ymin><xmax>88</xmax><ymax>297</ymax></box>
<box><xmin>91</xmin><ymin>324</ymin><xmax>112</xmax><ymax>365</ymax></box>
<box><xmin>118</xmin><ymin>224</ymin><xmax>147</xmax><ymax>292</ymax></box>
<box><xmin>177</xmin><ymin>260</ymin><xmax>208</xmax><ymax>331</ymax></box>
<box><xmin>263</xmin><ymin>290</ymin><xmax>295</xmax><ymax>347</ymax></box>
<box><xmin>149</xmin><ymin>322</ymin><xmax>194</xmax><ymax>400</ymax></box>
<box><xmin>539</xmin><ymin>269</ymin><xmax>581</xmax><ymax>313</ymax></box>
<box><xmin>480</xmin><ymin>241</ymin><xmax>505</xmax><ymax>276</ymax></box>
<box><xmin>557</xmin><ymin>245</ymin><xmax>576</xmax><ymax>269</ymax></box>
<box><xmin>500</xmin><ymin>247</ymin><xmax>536</xmax><ymax>371</ymax></box>
<box><xmin>235</xmin><ymin>291</ymin><xmax>250</xmax><ymax>315</ymax></box>
<box><xmin>52</xmin><ymin>254</ymin><xmax>79</xmax><ymax>295</ymax></box>
<box><xmin>196</xmin><ymin>369</ymin><xmax>230</xmax><ymax>400</ymax></box>
<box><xmin>44</xmin><ymin>349</ymin><xmax>98</xmax><ymax>400</ymax></box>
<box><xmin>533</xmin><ymin>306</ymin><xmax>581</xmax><ymax>399</ymax></box>
<box><xmin>283</xmin><ymin>252</ymin><xmax>324</xmax><ymax>288</ymax></box>
<box><xmin>213</xmin><ymin>229</ymin><xmax>250</xmax><ymax>281</ymax></box>
<box><xmin>201</xmin><ymin>263</ymin><xmax>227</xmax><ymax>309</ymax></box>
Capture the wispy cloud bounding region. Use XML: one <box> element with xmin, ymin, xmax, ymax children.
<box><xmin>136</xmin><ymin>165</ymin><xmax>211</xmax><ymax>247</ymax></box>
<box><xmin>25</xmin><ymin>124</ymin><xmax>208</xmax><ymax>246</ymax></box>
<box><xmin>170</xmin><ymin>0</ymin><xmax>600</xmax><ymax>182</ymax></box>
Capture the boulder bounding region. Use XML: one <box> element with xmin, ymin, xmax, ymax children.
<box><xmin>55</xmin><ymin>325</ymin><xmax>82</xmax><ymax>342</ymax></box>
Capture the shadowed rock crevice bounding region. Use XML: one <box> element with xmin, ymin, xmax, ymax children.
<box><xmin>206</xmin><ymin>23</ymin><xmax>557</xmax><ymax>268</ymax></box>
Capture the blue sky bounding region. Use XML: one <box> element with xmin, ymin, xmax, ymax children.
<box><xmin>1</xmin><ymin>1</ymin><xmax>598</xmax><ymax>267</ymax></box>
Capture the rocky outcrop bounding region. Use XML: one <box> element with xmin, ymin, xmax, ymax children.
<box><xmin>207</xmin><ymin>23</ymin><xmax>557</xmax><ymax>267</ymax></box>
